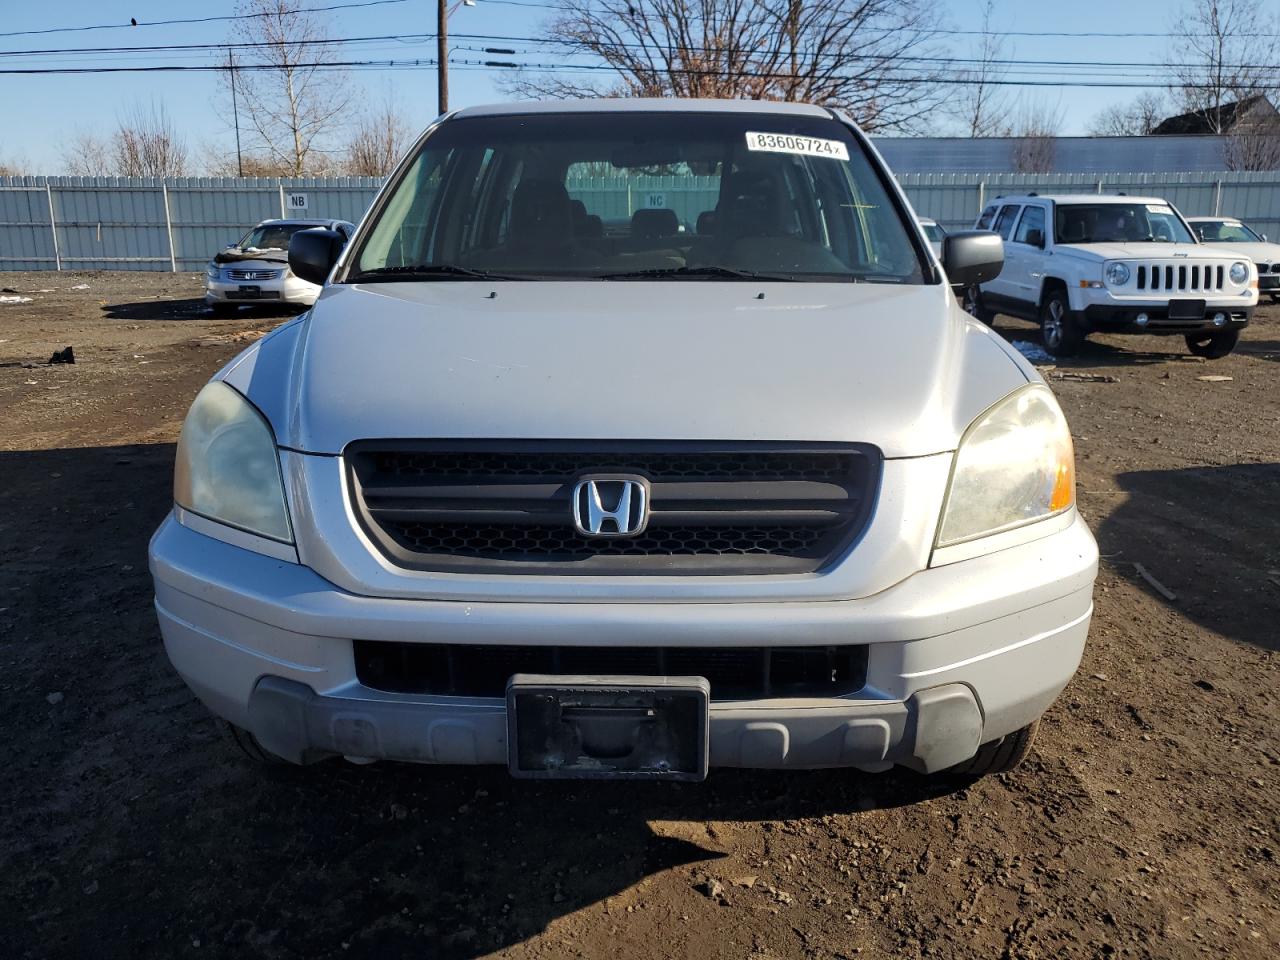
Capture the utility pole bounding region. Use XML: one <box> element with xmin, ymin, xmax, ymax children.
<box><xmin>228</xmin><ymin>47</ymin><xmax>244</xmax><ymax>177</ymax></box>
<box><xmin>437</xmin><ymin>0</ymin><xmax>448</xmax><ymax>115</ymax></box>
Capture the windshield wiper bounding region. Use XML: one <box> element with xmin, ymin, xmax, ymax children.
<box><xmin>346</xmin><ymin>264</ymin><xmax>528</xmax><ymax>282</ymax></box>
<box><xmin>597</xmin><ymin>265</ymin><xmax>799</xmax><ymax>281</ymax></box>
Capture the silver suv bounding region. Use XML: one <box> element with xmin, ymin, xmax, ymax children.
<box><xmin>150</xmin><ymin>100</ymin><xmax>1097</xmax><ymax>781</ymax></box>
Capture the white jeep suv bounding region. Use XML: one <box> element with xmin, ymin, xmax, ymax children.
<box><xmin>966</xmin><ymin>194</ymin><xmax>1256</xmax><ymax>358</ymax></box>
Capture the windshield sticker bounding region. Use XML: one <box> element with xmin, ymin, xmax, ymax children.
<box><xmin>1145</xmin><ymin>204</ymin><xmax>1174</xmax><ymax>215</ymax></box>
<box><xmin>745</xmin><ymin>132</ymin><xmax>849</xmax><ymax>161</ymax></box>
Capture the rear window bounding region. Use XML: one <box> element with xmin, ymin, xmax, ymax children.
<box><xmin>993</xmin><ymin>205</ymin><xmax>1021</xmax><ymax>241</ymax></box>
<box><xmin>350</xmin><ymin>112</ymin><xmax>926</xmax><ymax>283</ymax></box>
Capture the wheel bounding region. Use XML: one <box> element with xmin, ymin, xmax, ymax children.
<box><xmin>962</xmin><ymin>285</ymin><xmax>996</xmax><ymax>324</ymax></box>
<box><xmin>1039</xmin><ymin>289</ymin><xmax>1084</xmax><ymax>358</ymax></box>
<box><xmin>1185</xmin><ymin>329</ymin><xmax>1239</xmax><ymax>359</ymax></box>
<box><xmin>223</xmin><ymin>721</ymin><xmax>290</xmax><ymax>765</ymax></box>
<box><xmin>944</xmin><ymin>720</ymin><xmax>1039</xmax><ymax>778</ymax></box>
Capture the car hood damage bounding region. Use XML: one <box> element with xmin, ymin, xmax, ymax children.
<box><xmin>213</xmin><ymin>248</ymin><xmax>289</xmax><ymax>265</ymax></box>
<box><xmin>222</xmin><ymin>281</ymin><xmax>1030</xmax><ymax>459</ymax></box>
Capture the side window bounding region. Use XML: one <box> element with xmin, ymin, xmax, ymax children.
<box><xmin>976</xmin><ymin>205</ymin><xmax>997</xmax><ymax>230</ymax></box>
<box><xmin>993</xmin><ymin>204</ymin><xmax>1021</xmax><ymax>241</ymax></box>
<box><xmin>1013</xmin><ymin>206</ymin><xmax>1046</xmax><ymax>246</ymax></box>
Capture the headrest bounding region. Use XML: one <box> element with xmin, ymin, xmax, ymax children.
<box><xmin>631</xmin><ymin>208</ymin><xmax>679</xmax><ymax>239</ymax></box>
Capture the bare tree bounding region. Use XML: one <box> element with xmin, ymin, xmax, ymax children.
<box><xmin>0</xmin><ymin>156</ymin><xmax>25</xmax><ymax>177</ymax></box>
<box><xmin>1088</xmin><ymin>91</ymin><xmax>1168</xmax><ymax>136</ymax></box>
<box><xmin>344</xmin><ymin>93</ymin><xmax>412</xmax><ymax>176</ymax></box>
<box><xmin>226</xmin><ymin>0</ymin><xmax>352</xmax><ymax>174</ymax></box>
<box><xmin>503</xmin><ymin>0</ymin><xmax>949</xmax><ymax>133</ymax></box>
<box><xmin>112</xmin><ymin>102</ymin><xmax>187</xmax><ymax>177</ymax></box>
<box><xmin>1010</xmin><ymin>98</ymin><xmax>1065</xmax><ymax>173</ymax></box>
<box><xmin>952</xmin><ymin>0</ymin><xmax>1012</xmax><ymax>137</ymax></box>
<box><xmin>1171</xmin><ymin>0</ymin><xmax>1276</xmax><ymax>132</ymax></box>
<box><xmin>62</xmin><ymin>133</ymin><xmax>112</xmax><ymax>176</ymax></box>
<box><xmin>1225</xmin><ymin>128</ymin><xmax>1280</xmax><ymax>170</ymax></box>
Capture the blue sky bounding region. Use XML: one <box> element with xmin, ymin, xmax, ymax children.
<box><xmin>0</xmin><ymin>0</ymin><xmax>1189</xmax><ymax>171</ymax></box>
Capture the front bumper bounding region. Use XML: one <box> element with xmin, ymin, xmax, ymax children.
<box><xmin>1080</xmin><ymin>302</ymin><xmax>1251</xmax><ymax>334</ymax></box>
<box><xmin>205</xmin><ymin>273</ymin><xmax>319</xmax><ymax>306</ymax></box>
<box><xmin>149</xmin><ymin>513</ymin><xmax>1097</xmax><ymax>774</ymax></box>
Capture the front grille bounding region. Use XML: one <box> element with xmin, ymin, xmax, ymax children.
<box><xmin>1134</xmin><ymin>261</ymin><xmax>1225</xmax><ymax>292</ymax></box>
<box><xmin>226</xmin><ymin>268</ymin><xmax>282</xmax><ymax>281</ymax></box>
<box><xmin>346</xmin><ymin>441</ymin><xmax>881</xmax><ymax>575</ymax></box>
<box><xmin>354</xmin><ymin>640</ymin><xmax>868</xmax><ymax>701</ymax></box>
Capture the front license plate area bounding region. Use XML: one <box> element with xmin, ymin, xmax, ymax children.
<box><xmin>507</xmin><ymin>674</ymin><xmax>709</xmax><ymax>781</ymax></box>
<box><xmin>1168</xmin><ymin>298</ymin><xmax>1206</xmax><ymax>320</ymax></box>
<box><xmin>236</xmin><ymin>285</ymin><xmax>262</xmax><ymax>299</ymax></box>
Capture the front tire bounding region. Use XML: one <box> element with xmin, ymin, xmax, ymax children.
<box><xmin>1040</xmin><ymin>289</ymin><xmax>1084</xmax><ymax>358</ymax></box>
<box><xmin>1185</xmin><ymin>329</ymin><xmax>1239</xmax><ymax>359</ymax></box>
<box><xmin>944</xmin><ymin>720</ymin><xmax>1039</xmax><ymax>778</ymax></box>
<box><xmin>962</xmin><ymin>285</ymin><xmax>996</xmax><ymax>325</ymax></box>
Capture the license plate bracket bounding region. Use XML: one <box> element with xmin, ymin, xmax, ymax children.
<box><xmin>236</xmin><ymin>284</ymin><xmax>262</xmax><ymax>299</ymax></box>
<box><xmin>1168</xmin><ymin>298</ymin><xmax>1206</xmax><ymax>320</ymax></box>
<box><xmin>507</xmin><ymin>674</ymin><xmax>709</xmax><ymax>781</ymax></box>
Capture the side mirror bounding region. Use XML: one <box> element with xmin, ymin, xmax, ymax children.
<box><xmin>1263</xmin><ymin>234</ymin><xmax>1269</xmax><ymax>242</ymax></box>
<box><xmin>289</xmin><ymin>228</ymin><xmax>346</xmax><ymax>285</ymax></box>
<box><xmin>942</xmin><ymin>230</ymin><xmax>1004</xmax><ymax>287</ymax></box>
<box><xmin>1025</xmin><ymin>228</ymin><xmax>1044</xmax><ymax>249</ymax></box>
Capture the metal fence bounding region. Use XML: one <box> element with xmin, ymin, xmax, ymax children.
<box><xmin>896</xmin><ymin>171</ymin><xmax>1280</xmax><ymax>238</ymax></box>
<box><xmin>5</xmin><ymin>171</ymin><xmax>1280</xmax><ymax>272</ymax></box>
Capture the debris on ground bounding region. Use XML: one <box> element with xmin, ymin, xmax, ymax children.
<box><xmin>1011</xmin><ymin>340</ymin><xmax>1055</xmax><ymax>364</ymax></box>
<box><xmin>1134</xmin><ymin>562</ymin><xmax>1177</xmax><ymax>602</ymax></box>
<box><xmin>193</xmin><ymin>330</ymin><xmax>269</xmax><ymax>347</ymax></box>
<box><xmin>695</xmin><ymin>878</ymin><xmax>726</xmax><ymax>901</ymax></box>
<box><xmin>1196</xmin><ymin>374</ymin><xmax>1233</xmax><ymax>382</ymax></box>
<box><xmin>0</xmin><ymin>295</ymin><xmax>33</xmax><ymax>304</ymax></box>
<box><xmin>47</xmin><ymin>346</ymin><xmax>75</xmax><ymax>365</ymax></box>
<box><xmin>46</xmin><ymin>692</ymin><xmax>64</xmax><ymax>705</ymax></box>
<box><xmin>1051</xmin><ymin>371</ymin><xmax>1118</xmax><ymax>383</ymax></box>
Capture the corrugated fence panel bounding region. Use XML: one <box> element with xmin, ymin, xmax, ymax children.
<box><xmin>0</xmin><ymin>185</ymin><xmax>56</xmax><ymax>269</ymax></box>
<box><xmin>5</xmin><ymin>172</ymin><xmax>1280</xmax><ymax>271</ymax></box>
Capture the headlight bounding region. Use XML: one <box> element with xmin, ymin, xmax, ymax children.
<box><xmin>1104</xmin><ymin>262</ymin><xmax>1130</xmax><ymax>286</ymax></box>
<box><xmin>1229</xmin><ymin>261</ymin><xmax>1249</xmax><ymax>284</ymax></box>
<box><xmin>936</xmin><ymin>385</ymin><xmax>1075</xmax><ymax>547</ymax></box>
<box><xmin>206</xmin><ymin>264</ymin><xmax>219</xmax><ymax>280</ymax></box>
<box><xmin>174</xmin><ymin>382</ymin><xmax>292</xmax><ymax>542</ymax></box>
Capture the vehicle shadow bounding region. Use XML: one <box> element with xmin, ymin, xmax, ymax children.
<box><xmin>1</xmin><ymin>441</ymin><xmax>975</xmax><ymax>960</ymax></box>
<box><xmin>988</xmin><ymin>313</ymin><xmax>1257</xmax><ymax>367</ymax></box>
<box><xmin>101</xmin><ymin>298</ymin><xmax>303</xmax><ymax>321</ymax></box>
<box><xmin>1096</xmin><ymin>462</ymin><xmax>1280</xmax><ymax>653</ymax></box>
<box><xmin>1236</xmin><ymin>338</ymin><xmax>1280</xmax><ymax>361</ymax></box>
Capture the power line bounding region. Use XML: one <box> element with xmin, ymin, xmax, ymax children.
<box><xmin>0</xmin><ymin>0</ymin><xmax>411</xmax><ymax>40</ymax></box>
<box><xmin>0</xmin><ymin>54</ymin><xmax>1264</xmax><ymax>91</ymax></box>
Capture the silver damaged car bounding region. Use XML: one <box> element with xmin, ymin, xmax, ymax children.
<box><xmin>150</xmin><ymin>99</ymin><xmax>1098</xmax><ymax>781</ymax></box>
<box><xmin>204</xmin><ymin>218</ymin><xmax>355</xmax><ymax>315</ymax></box>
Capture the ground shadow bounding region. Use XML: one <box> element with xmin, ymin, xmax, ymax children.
<box><xmin>988</xmin><ymin>313</ymin><xmax>1251</xmax><ymax>367</ymax></box>
<box><xmin>1</xmin><ymin>442</ymin><xmax>973</xmax><ymax>960</ymax></box>
<box><xmin>1096</xmin><ymin>462</ymin><xmax>1280</xmax><ymax>652</ymax></box>
<box><xmin>101</xmin><ymin>298</ymin><xmax>303</xmax><ymax>322</ymax></box>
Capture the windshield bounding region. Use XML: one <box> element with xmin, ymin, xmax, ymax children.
<box><xmin>921</xmin><ymin>222</ymin><xmax>946</xmax><ymax>242</ymax></box>
<box><xmin>1054</xmin><ymin>203</ymin><xmax>1195</xmax><ymax>244</ymax></box>
<box><xmin>238</xmin><ymin>223</ymin><xmax>316</xmax><ymax>251</ymax></box>
<box><xmin>349</xmin><ymin>112</ymin><xmax>925</xmax><ymax>283</ymax></box>
<box><xmin>1195</xmin><ymin>220</ymin><xmax>1262</xmax><ymax>243</ymax></box>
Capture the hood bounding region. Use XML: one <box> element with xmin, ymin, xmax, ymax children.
<box><xmin>1057</xmin><ymin>241</ymin><xmax>1243</xmax><ymax>262</ymax></box>
<box><xmin>213</xmin><ymin>248</ymin><xmax>289</xmax><ymax>265</ymax></box>
<box><xmin>1196</xmin><ymin>240</ymin><xmax>1280</xmax><ymax>264</ymax></box>
<box><xmin>225</xmin><ymin>282</ymin><xmax>1028</xmax><ymax>459</ymax></box>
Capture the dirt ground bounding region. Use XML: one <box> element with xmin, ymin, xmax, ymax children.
<box><xmin>1</xmin><ymin>271</ymin><xmax>1277</xmax><ymax>960</ymax></box>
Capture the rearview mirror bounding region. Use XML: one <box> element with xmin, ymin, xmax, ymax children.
<box><xmin>942</xmin><ymin>231</ymin><xmax>1004</xmax><ymax>287</ymax></box>
<box><xmin>289</xmin><ymin>228</ymin><xmax>346</xmax><ymax>286</ymax></box>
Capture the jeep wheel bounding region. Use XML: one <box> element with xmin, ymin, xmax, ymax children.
<box><xmin>944</xmin><ymin>720</ymin><xmax>1039</xmax><ymax>778</ymax></box>
<box><xmin>1185</xmin><ymin>329</ymin><xmax>1240</xmax><ymax>359</ymax></box>
<box><xmin>1040</xmin><ymin>290</ymin><xmax>1084</xmax><ymax>358</ymax></box>
<box><xmin>962</xmin><ymin>285</ymin><xmax>995</xmax><ymax>325</ymax></box>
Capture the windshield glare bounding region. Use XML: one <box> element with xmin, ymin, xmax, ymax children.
<box><xmin>1055</xmin><ymin>203</ymin><xmax>1195</xmax><ymax>244</ymax></box>
<box><xmin>1195</xmin><ymin>220</ymin><xmax>1261</xmax><ymax>243</ymax></box>
<box><xmin>239</xmin><ymin>224</ymin><xmax>314</xmax><ymax>251</ymax></box>
<box><xmin>350</xmin><ymin>113</ymin><xmax>925</xmax><ymax>283</ymax></box>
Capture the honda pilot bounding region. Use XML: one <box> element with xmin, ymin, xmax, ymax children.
<box><xmin>149</xmin><ymin>99</ymin><xmax>1097</xmax><ymax>781</ymax></box>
